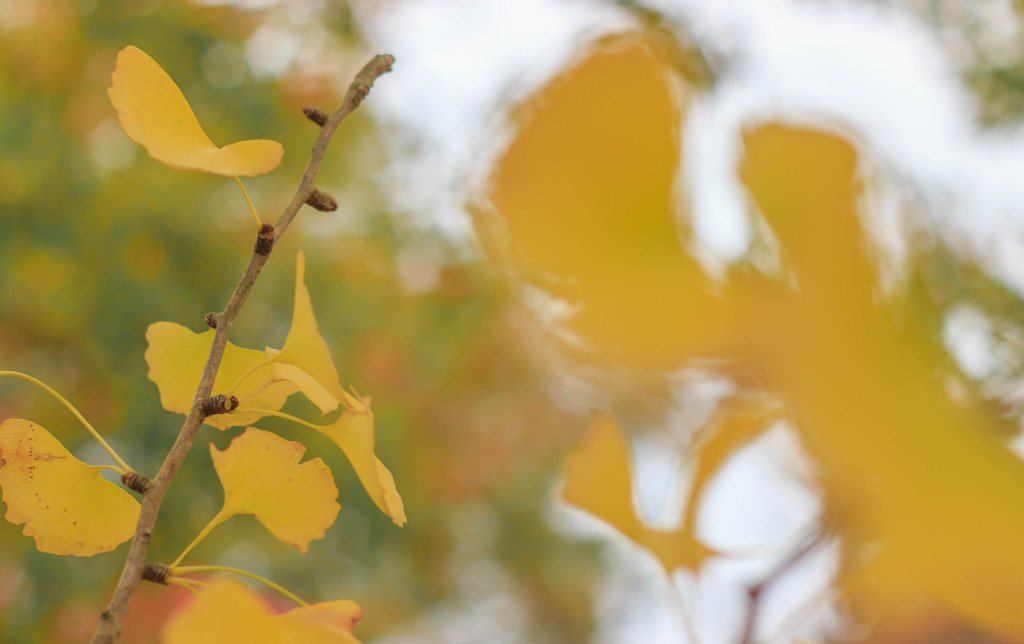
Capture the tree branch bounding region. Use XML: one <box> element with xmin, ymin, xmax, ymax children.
<box><xmin>738</xmin><ymin>525</ymin><xmax>828</xmax><ymax>644</ymax></box>
<box><xmin>89</xmin><ymin>53</ymin><xmax>395</xmax><ymax>644</ymax></box>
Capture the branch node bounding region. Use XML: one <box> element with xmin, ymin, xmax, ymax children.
<box><xmin>121</xmin><ymin>471</ymin><xmax>153</xmax><ymax>494</ymax></box>
<box><xmin>141</xmin><ymin>562</ymin><xmax>170</xmax><ymax>585</ymax></box>
<box><xmin>302</xmin><ymin>105</ymin><xmax>328</xmax><ymax>127</ymax></box>
<box><xmin>200</xmin><ymin>394</ymin><xmax>239</xmax><ymax>417</ymax></box>
<box><xmin>255</xmin><ymin>223</ymin><xmax>275</xmax><ymax>256</ymax></box>
<box><xmin>204</xmin><ymin>312</ymin><xmax>219</xmax><ymax>329</ymax></box>
<box><xmin>305</xmin><ymin>188</ymin><xmax>338</xmax><ymax>212</ymax></box>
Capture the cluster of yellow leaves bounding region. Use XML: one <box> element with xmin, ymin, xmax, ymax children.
<box><xmin>163</xmin><ymin>579</ymin><xmax>362</xmax><ymax>644</ymax></box>
<box><xmin>145</xmin><ymin>251</ymin><xmax>405</xmax><ymax>527</ymax></box>
<box><xmin>485</xmin><ymin>32</ymin><xmax>1024</xmax><ymax>639</ymax></box>
<box><xmin>0</xmin><ymin>45</ymin><xmax>392</xmax><ymax>642</ymax></box>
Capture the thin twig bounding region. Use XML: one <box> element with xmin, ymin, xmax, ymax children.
<box><xmin>665</xmin><ymin>571</ymin><xmax>702</xmax><ymax>644</ymax></box>
<box><xmin>766</xmin><ymin>586</ymin><xmax>838</xmax><ymax>643</ymax></box>
<box><xmin>89</xmin><ymin>53</ymin><xmax>395</xmax><ymax>644</ymax></box>
<box><xmin>738</xmin><ymin>526</ymin><xmax>828</xmax><ymax>644</ymax></box>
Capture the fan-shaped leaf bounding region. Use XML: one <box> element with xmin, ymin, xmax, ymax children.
<box><xmin>162</xmin><ymin>579</ymin><xmax>362</xmax><ymax>644</ymax></box>
<box><xmin>0</xmin><ymin>419</ymin><xmax>139</xmax><ymax>556</ymax></box>
<box><xmin>480</xmin><ymin>35</ymin><xmax>734</xmax><ymax>369</ymax></box>
<box><xmin>210</xmin><ymin>427</ymin><xmax>340</xmax><ymax>552</ymax></box>
<box><xmin>270</xmin><ymin>251</ymin><xmax>344</xmax><ymax>414</ymax></box>
<box><xmin>563</xmin><ymin>413</ymin><xmax>715</xmax><ymax>573</ymax></box>
<box><xmin>315</xmin><ymin>392</ymin><xmax>406</xmax><ymax>527</ymax></box>
<box><xmin>145</xmin><ymin>322</ymin><xmax>296</xmax><ymax>430</ymax></box>
<box><xmin>109</xmin><ymin>46</ymin><xmax>283</xmax><ymax>177</ymax></box>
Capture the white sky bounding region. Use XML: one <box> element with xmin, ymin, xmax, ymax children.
<box><xmin>355</xmin><ymin>0</ymin><xmax>1024</xmax><ymax>642</ymax></box>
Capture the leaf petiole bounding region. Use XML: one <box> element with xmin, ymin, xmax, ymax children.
<box><xmin>234</xmin><ymin>176</ymin><xmax>262</xmax><ymax>227</ymax></box>
<box><xmin>169</xmin><ymin>511</ymin><xmax>229</xmax><ymax>568</ymax></box>
<box><xmin>241</xmin><ymin>408</ymin><xmax>327</xmax><ymax>431</ymax></box>
<box><xmin>165</xmin><ymin>576</ymin><xmax>207</xmax><ymax>596</ymax></box>
<box><xmin>233</xmin><ymin>377</ymin><xmax>289</xmax><ymax>405</ymax></box>
<box><xmin>0</xmin><ymin>371</ymin><xmax>133</xmax><ymax>473</ymax></box>
<box><xmin>171</xmin><ymin>565</ymin><xmax>308</xmax><ymax>606</ymax></box>
<box><xmin>226</xmin><ymin>356</ymin><xmax>278</xmax><ymax>397</ymax></box>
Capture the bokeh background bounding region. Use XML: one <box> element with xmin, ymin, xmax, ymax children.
<box><xmin>6</xmin><ymin>0</ymin><xmax>1024</xmax><ymax>642</ymax></box>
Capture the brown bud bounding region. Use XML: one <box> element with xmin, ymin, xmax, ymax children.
<box><xmin>204</xmin><ymin>312</ymin><xmax>219</xmax><ymax>329</ymax></box>
<box><xmin>142</xmin><ymin>562</ymin><xmax>170</xmax><ymax>585</ymax></box>
<box><xmin>255</xmin><ymin>223</ymin><xmax>275</xmax><ymax>256</ymax></box>
<box><xmin>122</xmin><ymin>471</ymin><xmax>153</xmax><ymax>494</ymax></box>
<box><xmin>200</xmin><ymin>394</ymin><xmax>239</xmax><ymax>417</ymax></box>
<box><xmin>305</xmin><ymin>188</ymin><xmax>337</xmax><ymax>212</ymax></box>
<box><xmin>302</xmin><ymin>105</ymin><xmax>329</xmax><ymax>127</ymax></box>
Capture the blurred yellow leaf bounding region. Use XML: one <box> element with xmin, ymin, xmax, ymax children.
<box><xmin>145</xmin><ymin>322</ymin><xmax>296</xmax><ymax>430</ymax></box>
<box><xmin>162</xmin><ymin>577</ymin><xmax>275</xmax><ymax>644</ymax></box>
<box><xmin>480</xmin><ymin>34</ymin><xmax>737</xmax><ymax>369</ymax></box>
<box><xmin>0</xmin><ymin>418</ymin><xmax>139</xmax><ymax>556</ymax></box>
<box><xmin>480</xmin><ymin>22</ymin><xmax>1024</xmax><ymax>637</ymax></box>
<box><xmin>162</xmin><ymin>578</ymin><xmax>361</xmax><ymax>644</ymax></box>
<box><xmin>739</xmin><ymin>123</ymin><xmax>1024</xmax><ymax>638</ymax></box>
<box><xmin>275</xmin><ymin>600</ymin><xmax>363</xmax><ymax>644</ymax></box>
<box><xmin>208</xmin><ymin>427</ymin><xmax>339</xmax><ymax>553</ymax></box>
<box><xmin>562</xmin><ymin>413</ymin><xmax>715</xmax><ymax>573</ymax></box>
<box><xmin>680</xmin><ymin>400</ymin><xmax>781</xmax><ymax>532</ymax></box>
<box><xmin>108</xmin><ymin>46</ymin><xmax>283</xmax><ymax>177</ymax></box>
<box><xmin>270</xmin><ymin>251</ymin><xmax>344</xmax><ymax>414</ymax></box>
<box><xmin>315</xmin><ymin>392</ymin><xmax>406</xmax><ymax>527</ymax></box>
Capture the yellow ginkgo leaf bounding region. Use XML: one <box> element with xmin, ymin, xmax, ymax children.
<box><xmin>163</xmin><ymin>578</ymin><xmax>277</xmax><ymax>644</ymax></box>
<box><xmin>562</xmin><ymin>413</ymin><xmax>715</xmax><ymax>573</ymax></box>
<box><xmin>274</xmin><ymin>600</ymin><xmax>363</xmax><ymax>644</ymax></box>
<box><xmin>270</xmin><ymin>251</ymin><xmax>344</xmax><ymax>414</ymax></box>
<box><xmin>209</xmin><ymin>427</ymin><xmax>340</xmax><ymax>552</ymax></box>
<box><xmin>679</xmin><ymin>399</ymin><xmax>782</xmax><ymax>532</ymax></box>
<box><xmin>0</xmin><ymin>418</ymin><xmax>139</xmax><ymax>556</ymax></box>
<box><xmin>145</xmin><ymin>322</ymin><xmax>296</xmax><ymax>430</ymax></box>
<box><xmin>315</xmin><ymin>392</ymin><xmax>406</xmax><ymax>527</ymax></box>
<box><xmin>162</xmin><ymin>579</ymin><xmax>362</xmax><ymax>644</ymax></box>
<box><xmin>108</xmin><ymin>46</ymin><xmax>284</xmax><ymax>177</ymax></box>
<box><xmin>271</xmin><ymin>363</ymin><xmax>338</xmax><ymax>415</ymax></box>
<box><xmin>478</xmin><ymin>34</ymin><xmax>738</xmax><ymax>370</ymax></box>
<box><xmin>738</xmin><ymin>123</ymin><xmax>1024</xmax><ymax>638</ymax></box>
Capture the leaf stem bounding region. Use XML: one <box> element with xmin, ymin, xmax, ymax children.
<box><xmin>235</xmin><ymin>176</ymin><xmax>262</xmax><ymax>227</ymax></box>
<box><xmin>666</xmin><ymin>571</ymin><xmax>702</xmax><ymax>644</ymax></box>
<box><xmin>243</xmin><ymin>407</ymin><xmax>327</xmax><ymax>431</ymax></box>
<box><xmin>0</xmin><ymin>370</ymin><xmax>132</xmax><ymax>473</ymax></box>
<box><xmin>171</xmin><ymin>565</ymin><xmax>308</xmax><ymax>606</ymax></box>
<box><xmin>226</xmin><ymin>357</ymin><xmax>277</xmax><ymax>397</ymax></box>
<box><xmin>169</xmin><ymin>511</ymin><xmax>228</xmax><ymax>568</ymax></box>
<box><xmin>165</xmin><ymin>576</ymin><xmax>204</xmax><ymax>596</ymax></box>
<box><xmin>234</xmin><ymin>379</ymin><xmax>288</xmax><ymax>405</ymax></box>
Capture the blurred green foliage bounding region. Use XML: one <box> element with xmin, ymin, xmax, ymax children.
<box><xmin>0</xmin><ymin>2</ymin><xmax>595</xmax><ymax>642</ymax></box>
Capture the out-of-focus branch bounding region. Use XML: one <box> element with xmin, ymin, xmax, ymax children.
<box><xmin>89</xmin><ymin>53</ymin><xmax>395</xmax><ymax>644</ymax></box>
<box><xmin>738</xmin><ymin>526</ymin><xmax>828</xmax><ymax>644</ymax></box>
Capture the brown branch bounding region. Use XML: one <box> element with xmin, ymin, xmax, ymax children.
<box><xmin>89</xmin><ymin>53</ymin><xmax>395</xmax><ymax>644</ymax></box>
<box><xmin>738</xmin><ymin>526</ymin><xmax>828</xmax><ymax>644</ymax></box>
